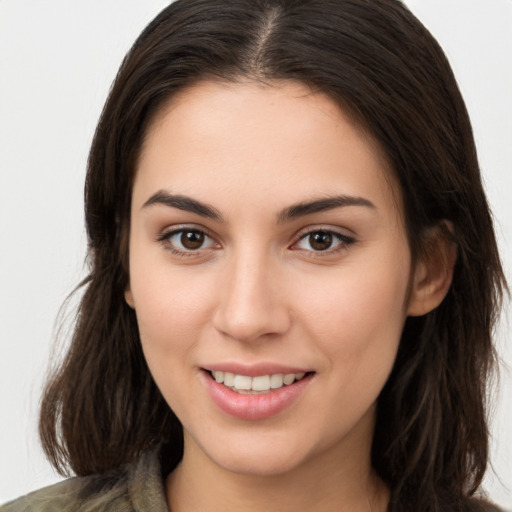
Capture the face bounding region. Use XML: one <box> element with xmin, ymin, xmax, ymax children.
<box><xmin>126</xmin><ymin>80</ymin><xmax>416</xmax><ymax>478</ymax></box>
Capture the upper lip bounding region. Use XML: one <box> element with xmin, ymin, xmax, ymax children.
<box><xmin>202</xmin><ymin>362</ymin><xmax>312</xmax><ymax>377</ymax></box>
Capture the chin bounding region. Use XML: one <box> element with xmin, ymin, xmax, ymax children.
<box><xmin>213</xmin><ymin>449</ymin><xmax>308</xmax><ymax>477</ymax></box>
<box><xmin>191</xmin><ymin>429</ymin><xmax>315</xmax><ymax>477</ymax></box>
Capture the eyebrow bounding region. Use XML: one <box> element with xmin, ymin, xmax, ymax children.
<box><xmin>142</xmin><ymin>190</ymin><xmax>225</xmax><ymax>221</ymax></box>
<box><xmin>142</xmin><ymin>190</ymin><xmax>375</xmax><ymax>223</ymax></box>
<box><xmin>276</xmin><ymin>195</ymin><xmax>376</xmax><ymax>222</ymax></box>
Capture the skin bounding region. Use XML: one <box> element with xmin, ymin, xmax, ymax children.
<box><xmin>125</xmin><ymin>80</ymin><xmax>453</xmax><ymax>512</ymax></box>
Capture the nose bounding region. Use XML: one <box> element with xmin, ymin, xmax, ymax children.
<box><xmin>212</xmin><ymin>249</ymin><xmax>291</xmax><ymax>343</ymax></box>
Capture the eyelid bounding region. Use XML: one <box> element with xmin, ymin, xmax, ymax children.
<box><xmin>155</xmin><ymin>223</ymin><xmax>354</xmax><ymax>258</ymax></box>
<box><xmin>156</xmin><ymin>223</ymin><xmax>213</xmax><ymax>240</ymax></box>
<box><xmin>290</xmin><ymin>226</ymin><xmax>356</xmax><ymax>253</ymax></box>
<box><xmin>156</xmin><ymin>224</ymin><xmax>220</xmax><ymax>255</ymax></box>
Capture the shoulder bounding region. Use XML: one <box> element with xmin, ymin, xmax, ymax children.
<box><xmin>1</xmin><ymin>446</ymin><xmax>169</xmax><ymax>512</ymax></box>
<box><xmin>1</xmin><ymin>472</ymin><xmax>131</xmax><ymax>512</ymax></box>
<box><xmin>1</xmin><ymin>478</ymin><xmax>80</xmax><ymax>512</ymax></box>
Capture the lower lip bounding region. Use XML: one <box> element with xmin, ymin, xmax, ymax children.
<box><xmin>201</xmin><ymin>371</ymin><xmax>313</xmax><ymax>420</ymax></box>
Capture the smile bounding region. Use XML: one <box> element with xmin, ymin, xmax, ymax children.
<box><xmin>203</xmin><ymin>368</ymin><xmax>314</xmax><ymax>420</ymax></box>
<box><xmin>211</xmin><ymin>370</ymin><xmax>307</xmax><ymax>394</ymax></box>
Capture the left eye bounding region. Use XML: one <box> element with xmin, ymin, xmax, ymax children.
<box><xmin>295</xmin><ymin>230</ymin><xmax>352</xmax><ymax>252</ymax></box>
<box><xmin>163</xmin><ymin>229</ymin><xmax>217</xmax><ymax>251</ymax></box>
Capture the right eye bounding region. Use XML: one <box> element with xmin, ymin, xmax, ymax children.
<box><xmin>158</xmin><ymin>228</ymin><xmax>218</xmax><ymax>256</ymax></box>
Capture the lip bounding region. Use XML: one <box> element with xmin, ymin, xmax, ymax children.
<box><xmin>200</xmin><ymin>368</ymin><xmax>314</xmax><ymax>420</ymax></box>
<box><xmin>203</xmin><ymin>362</ymin><xmax>311</xmax><ymax>377</ymax></box>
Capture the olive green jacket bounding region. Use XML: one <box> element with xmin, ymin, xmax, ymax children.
<box><xmin>2</xmin><ymin>447</ymin><xmax>506</xmax><ymax>512</ymax></box>
<box><xmin>1</xmin><ymin>447</ymin><xmax>169</xmax><ymax>512</ymax></box>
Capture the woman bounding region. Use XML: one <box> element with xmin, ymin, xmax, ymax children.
<box><xmin>3</xmin><ymin>0</ymin><xmax>507</xmax><ymax>511</ymax></box>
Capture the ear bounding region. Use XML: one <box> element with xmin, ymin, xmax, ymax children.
<box><xmin>407</xmin><ymin>222</ymin><xmax>457</xmax><ymax>317</ymax></box>
<box><xmin>125</xmin><ymin>286</ymin><xmax>135</xmax><ymax>309</ymax></box>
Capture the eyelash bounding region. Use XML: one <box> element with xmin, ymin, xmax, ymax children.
<box><xmin>156</xmin><ymin>226</ymin><xmax>218</xmax><ymax>258</ymax></box>
<box><xmin>156</xmin><ymin>226</ymin><xmax>355</xmax><ymax>258</ymax></box>
<box><xmin>292</xmin><ymin>229</ymin><xmax>355</xmax><ymax>256</ymax></box>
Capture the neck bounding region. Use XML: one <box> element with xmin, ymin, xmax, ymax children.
<box><xmin>165</xmin><ymin>428</ymin><xmax>389</xmax><ymax>512</ymax></box>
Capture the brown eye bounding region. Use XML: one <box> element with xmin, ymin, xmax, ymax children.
<box><xmin>294</xmin><ymin>229</ymin><xmax>354</xmax><ymax>254</ymax></box>
<box><xmin>180</xmin><ymin>230</ymin><xmax>205</xmax><ymax>249</ymax></box>
<box><xmin>160</xmin><ymin>228</ymin><xmax>217</xmax><ymax>254</ymax></box>
<box><xmin>308</xmin><ymin>231</ymin><xmax>333</xmax><ymax>251</ymax></box>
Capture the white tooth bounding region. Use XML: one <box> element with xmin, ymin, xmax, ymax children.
<box><xmin>224</xmin><ymin>372</ymin><xmax>235</xmax><ymax>387</ymax></box>
<box><xmin>270</xmin><ymin>374</ymin><xmax>284</xmax><ymax>389</ymax></box>
<box><xmin>295</xmin><ymin>372</ymin><xmax>305</xmax><ymax>380</ymax></box>
<box><xmin>252</xmin><ymin>375</ymin><xmax>271</xmax><ymax>391</ymax></box>
<box><xmin>213</xmin><ymin>371</ymin><xmax>224</xmax><ymax>383</ymax></box>
<box><xmin>233</xmin><ymin>375</ymin><xmax>252</xmax><ymax>390</ymax></box>
<box><xmin>283</xmin><ymin>373</ymin><xmax>295</xmax><ymax>385</ymax></box>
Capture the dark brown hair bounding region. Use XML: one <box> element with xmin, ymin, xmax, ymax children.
<box><xmin>39</xmin><ymin>1</ymin><xmax>507</xmax><ymax>510</ymax></box>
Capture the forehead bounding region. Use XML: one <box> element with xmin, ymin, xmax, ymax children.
<box><xmin>134</xmin><ymin>80</ymin><xmax>401</xmax><ymax>220</ymax></box>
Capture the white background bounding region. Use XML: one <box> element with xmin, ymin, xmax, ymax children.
<box><xmin>1</xmin><ymin>0</ymin><xmax>511</xmax><ymax>508</ymax></box>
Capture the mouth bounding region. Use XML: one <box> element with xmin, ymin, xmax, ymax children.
<box><xmin>205</xmin><ymin>369</ymin><xmax>314</xmax><ymax>394</ymax></box>
<box><xmin>202</xmin><ymin>367</ymin><xmax>315</xmax><ymax>420</ymax></box>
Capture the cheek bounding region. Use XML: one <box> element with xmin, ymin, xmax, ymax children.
<box><xmin>296</xmin><ymin>250</ymin><xmax>410</xmax><ymax>379</ymax></box>
<box><xmin>128</xmin><ymin>248</ymin><xmax>218</xmax><ymax>370</ymax></box>
<box><xmin>299</xmin><ymin>272</ymin><xmax>407</xmax><ymax>433</ymax></box>
<box><xmin>134</xmin><ymin>282</ymin><xmax>212</xmax><ymax>353</ymax></box>
<box><xmin>303</xmin><ymin>269</ymin><xmax>407</xmax><ymax>334</ymax></box>
<box><xmin>130</xmin><ymin>271</ymin><xmax>215</xmax><ymax>417</ymax></box>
